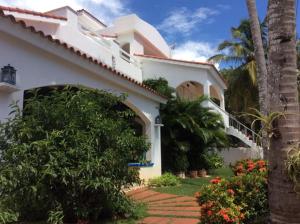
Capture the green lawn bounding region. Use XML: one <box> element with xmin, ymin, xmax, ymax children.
<box><xmin>152</xmin><ymin>167</ymin><xmax>233</xmax><ymax>196</ymax></box>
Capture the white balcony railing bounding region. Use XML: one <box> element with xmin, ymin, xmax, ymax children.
<box><xmin>80</xmin><ymin>28</ymin><xmax>142</xmax><ymax>81</ymax></box>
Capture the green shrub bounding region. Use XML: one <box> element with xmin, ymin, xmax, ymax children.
<box><xmin>148</xmin><ymin>173</ymin><xmax>180</xmax><ymax>187</ymax></box>
<box><xmin>196</xmin><ymin>162</ymin><xmax>268</xmax><ymax>223</ymax></box>
<box><xmin>231</xmin><ymin>159</ymin><xmax>267</xmax><ymax>176</ymax></box>
<box><xmin>203</xmin><ymin>151</ymin><xmax>224</xmax><ymax>170</ymax></box>
<box><xmin>143</xmin><ymin>78</ymin><xmax>228</xmax><ymax>173</ymax></box>
<box><xmin>0</xmin><ymin>86</ymin><xmax>149</xmax><ymax>223</ymax></box>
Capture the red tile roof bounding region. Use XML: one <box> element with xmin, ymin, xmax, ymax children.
<box><xmin>0</xmin><ymin>9</ymin><xmax>167</xmax><ymax>100</ymax></box>
<box><xmin>135</xmin><ymin>54</ymin><xmax>227</xmax><ymax>87</ymax></box>
<box><xmin>0</xmin><ymin>5</ymin><xmax>67</xmax><ymax>21</ymax></box>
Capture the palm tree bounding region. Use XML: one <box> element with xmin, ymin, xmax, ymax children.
<box><xmin>246</xmin><ymin>0</ymin><xmax>269</xmax><ymax>115</ymax></box>
<box><xmin>267</xmin><ymin>0</ymin><xmax>300</xmax><ymax>222</ymax></box>
<box><xmin>143</xmin><ymin>78</ymin><xmax>228</xmax><ymax>173</ymax></box>
<box><xmin>209</xmin><ymin>19</ymin><xmax>267</xmax><ymax>85</ymax></box>
<box><xmin>222</xmin><ymin>68</ymin><xmax>259</xmax><ymax>127</ymax></box>
<box><xmin>246</xmin><ymin>0</ymin><xmax>269</xmax><ymax>156</ymax></box>
<box><xmin>160</xmin><ymin>96</ymin><xmax>228</xmax><ymax>172</ymax></box>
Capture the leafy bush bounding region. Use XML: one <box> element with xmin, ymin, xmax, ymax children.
<box><xmin>143</xmin><ymin>78</ymin><xmax>228</xmax><ymax>173</ymax></box>
<box><xmin>148</xmin><ymin>173</ymin><xmax>180</xmax><ymax>187</ymax></box>
<box><xmin>0</xmin><ymin>86</ymin><xmax>149</xmax><ymax>223</ymax></box>
<box><xmin>231</xmin><ymin>159</ymin><xmax>267</xmax><ymax>176</ymax></box>
<box><xmin>203</xmin><ymin>151</ymin><xmax>224</xmax><ymax>170</ymax></box>
<box><xmin>196</xmin><ymin>174</ymin><xmax>268</xmax><ymax>224</ymax></box>
<box><xmin>196</xmin><ymin>160</ymin><xmax>268</xmax><ymax>223</ymax></box>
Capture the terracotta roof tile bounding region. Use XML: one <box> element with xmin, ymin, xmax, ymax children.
<box><xmin>0</xmin><ymin>5</ymin><xmax>67</xmax><ymax>20</ymax></box>
<box><xmin>0</xmin><ymin>10</ymin><xmax>167</xmax><ymax>100</ymax></box>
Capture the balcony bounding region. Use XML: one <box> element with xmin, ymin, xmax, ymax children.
<box><xmin>80</xmin><ymin>28</ymin><xmax>142</xmax><ymax>82</ymax></box>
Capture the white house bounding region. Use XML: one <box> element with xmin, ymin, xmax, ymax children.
<box><xmin>0</xmin><ymin>5</ymin><xmax>262</xmax><ymax>180</ymax></box>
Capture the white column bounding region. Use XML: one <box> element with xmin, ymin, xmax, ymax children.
<box><xmin>203</xmin><ymin>81</ymin><xmax>210</xmax><ymax>97</ymax></box>
<box><xmin>221</xmin><ymin>95</ymin><xmax>225</xmax><ymax>110</ymax></box>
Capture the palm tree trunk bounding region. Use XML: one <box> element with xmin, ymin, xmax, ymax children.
<box><xmin>268</xmin><ymin>0</ymin><xmax>300</xmax><ymax>223</ymax></box>
<box><xmin>246</xmin><ymin>0</ymin><xmax>270</xmax><ymax>156</ymax></box>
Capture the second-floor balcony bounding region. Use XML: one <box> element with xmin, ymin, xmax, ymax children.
<box><xmin>80</xmin><ymin>28</ymin><xmax>143</xmax><ymax>82</ymax></box>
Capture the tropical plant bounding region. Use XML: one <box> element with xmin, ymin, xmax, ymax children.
<box><xmin>0</xmin><ymin>86</ymin><xmax>149</xmax><ymax>223</ymax></box>
<box><xmin>209</xmin><ymin>19</ymin><xmax>267</xmax><ymax>85</ymax></box>
<box><xmin>221</xmin><ymin>68</ymin><xmax>259</xmax><ymax>120</ymax></box>
<box><xmin>203</xmin><ymin>151</ymin><xmax>224</xmax><ymax>171</ymax></box>
<box><xmin>196</xmin><ymin>173</ymin><xmax>268</xmax><ymax>224</ymax></box>
<box><xmin>148</xmin><ymin>173</ymin><xmax>180</xmax><ymax>187</ymax></box>
<box><xmin>263</xmin><ymin>0</ymin><xmax>300</xmax><ymax>222</ymax></box>
<box><xmin>143</xmin><ymin>78</ymin><xmax>175</xmax><ymax>99</ymax></box>
<box><xmin>286</xmin><ymin>146</ymin><xmax>300</xmax><ymax>194</ymax></box>
<box><xmin>231</xmin><ymin>159</ymin><xmax>267</xmax><ymax>176</ymax></box>
<box><xmin>242</xmin><ymin>108</ymin><xmax>286</xmax><ymax>148</ymax></box>
<box><xmin>143</xmin><ymin>78</ymin><xmax>228</xmax><ymax>173</ymax></box>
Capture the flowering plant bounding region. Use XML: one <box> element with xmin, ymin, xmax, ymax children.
<box><xmin>196</xmin><ymin>161</ymin><xmax>268</xmax><ymax>224</ymax></box>
<box><xmin>231</xmin><ymin>159</ymin><xmax>267</xmax><ymax>176</ymax></box>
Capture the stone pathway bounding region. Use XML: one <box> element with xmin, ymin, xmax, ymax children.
<box><xmin>127</xmin><ymin>188</ymin><xmax>200</xmax><ymax>224</ymax></box>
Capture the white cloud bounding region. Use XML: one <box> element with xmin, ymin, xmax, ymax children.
<box><xmin>158</xmin><ymin>7</ymin><xmax>218</xmax><ymax>35</ymax></box>
<box><xmin>172</xmin><ymin>41</ymin><xmax>219</xmax><ymax>68</ymax></box>
<box><xmin>0</xmin><ymin>0</ymin><xmax>128</xmax><ymax>24</ymax></box>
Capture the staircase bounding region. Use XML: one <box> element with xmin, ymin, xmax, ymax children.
<box><xmin>206</xmin><ymin>99</ymin><xmax>263</xmax><ymax>158</ymax></box>
<box><xmin>226</xmin><ymin>115</ymin><xmax>263</xmax><ymax>158</ymax></box>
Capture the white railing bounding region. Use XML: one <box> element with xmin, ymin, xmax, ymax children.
<box><xmin>119</xmin><ymin>48</ymin><xmax>139</xmax><ymax>67</ymax></box>
<box><xmin>204</xmin><ymin>99</ymin><xmax>262</xmax><ymax>148</ymax></box>
<box><xmin>79</xmin><ymin>28</ymin><xmax>142</xmax><ymax>81</ymax></box>
<box><xmin>205</xmin><ymin>99</ymin><xmax>229</xmax><ymax>127</ymax></box>
<box><xmin>228</xmin><ymin>115</ymin><xmax>262</xmax><ymax>147</ymax></box>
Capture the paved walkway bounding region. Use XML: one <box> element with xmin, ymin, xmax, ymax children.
<box><xmin>127</xmin><ymin>188</ymin><xmax>200</xmax><ymax>224</ymax></box>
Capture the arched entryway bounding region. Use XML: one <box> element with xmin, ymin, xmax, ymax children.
<box><xmin>176</xmin><ymin>81</ymin><xmax>204</xmax><ymax>100</ymax></box>
<box><xmin>23</xmin><ymin>85</ymin><xmax>152</xmax><ymax>161</ymax></box>
<box><xmin>209</xmin><ymin>85</ymin><xmax>222</xmax><ymax>107</ymax></box>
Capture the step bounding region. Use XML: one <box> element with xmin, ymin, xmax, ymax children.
<box><xmin>148</xmin><ymin>206</ymin><xmax>201</xmax><ymax>211</ymax></box>
<box><xmin>139</xmin><ymin>216</ymin><xmax>199</xmax><ymax>224</ymax></box>
<box><xmin>141</xmin><ymin>193</ymin><xmax>181</xmax><ymax>203</ymax></box>
<box><xmin>147</xmin><ymin>209</ymin><xmax>201</xmax><ymax>218</ymax></box>
<box><xmin>126</xmin><ymin>187</ymin><xmax>148</xmax><ymax>197</ymax></box>
<box><xmin>147</xmin><ymin>196</ymin><xmax>196</xmax><ymax>204</ymax></box>
<box><xmin>130</xmin><ymin>190</ymin><xmax>161</xmax><ymax>201</ymax></box>
<box><xmin>148</xmin><ymin>201</ymin><xmax>199</xmax><ymax>207</ymax></box>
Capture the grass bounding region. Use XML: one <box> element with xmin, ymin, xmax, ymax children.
<box><xmin>152</xmin><ymin>167</ymin><xmax>233</xmax><ymax>196</ymax></box>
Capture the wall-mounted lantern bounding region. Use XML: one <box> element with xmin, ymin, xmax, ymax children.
<box><xmin>155</xmin><ymin>115</ymin><xmax>161</xmax><ymax>125</ymax></box>
<box><xmin>155</xmin><ymin>115</ymin><xmax>163</xmax><ymax>127</ymax></box>
<box><xmin>1</xmin><ymin>64</ymin><xmax>16</xmax><ymax>85</ymax></box>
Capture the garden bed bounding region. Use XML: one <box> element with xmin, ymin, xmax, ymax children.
<box><xmin>151</xmin><ymin>167</ymin><xmax>233</xmax><ymax>196</ymax></box>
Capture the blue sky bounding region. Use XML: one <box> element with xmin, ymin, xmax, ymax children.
<box><xmin>0</xmin><ymin>0</ymin><xmax>298</xmax><ymax>62</ymax></box>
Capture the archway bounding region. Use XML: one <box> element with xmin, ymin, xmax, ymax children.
<box><xmin>209</xmin><ymin>85</ymin><xmax>222</xmax><ymax>107</ymax></box>
<box><xmin>23</xmin><ymin>85</ymin><xmax>151</xmax><ymax>161</ymax></box>
<box><xmin>120</xmin><ymin>43</ymin><xmax>131</xmax><ymax>61</ymax></box>
<box><xmin>176</xmin><ymin>81</ymin><xmax>204</xmax><ymax>100</ymax></box>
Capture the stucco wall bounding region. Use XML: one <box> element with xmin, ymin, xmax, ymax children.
<box><xmin>141</xmin><ymin>60</ymin><xmax>225</xmax><ymax>96</ymax></box>
<box><xmin>0</xmin><ymin>28</ymin><xmax>162</xmax><ymax>179</ymax></box>
<box><xmin>218</xmin><ymin>147</ymin><xmax>263</xmax><ymax>165</ymax></box>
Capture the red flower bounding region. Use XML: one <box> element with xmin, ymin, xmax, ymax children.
<box><xmin>207</xmin><ymin>210</ymin><xmax>213</xmax><ymax>216</ymax></box>
<box><xmin>257</xmin><ymin>160</ymin><xmax>266</xmax><ymax>168</ymax></box>
<box><xmin>194</xmin><ymin>191</ymin><xmax>201</xmax><ymax>198</ymax></box>
<box><xmin>227</xmin><ymin>189</ymin><xmax>235</xmax><ymax>196</ymax></box>
<box><xmin>210</xmin><ymin>176</ymin><xmax>222</xmax><ymax>184</ymax></box>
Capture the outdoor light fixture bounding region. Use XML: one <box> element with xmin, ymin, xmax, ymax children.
<box><xmin>1</xmin><ymin>64</ymin><xmax>16</xmax><ymax>85</ymax></box>
<box><xmin>155</xmin><ymin>115</ymin><xmax>162</xmax><ymax>125</ymax></box>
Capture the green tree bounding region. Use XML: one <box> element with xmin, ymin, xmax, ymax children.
<box><xmin>209</xmin><ymin>19</ymin><xmax>267</xmax><ymax>84</ymax></box>
<box><xmin>143</xmin><ymin>78</ymin><xmax>227</xmax><ymax>173</ymax></box>
<box><xmin>266</xmin><ymin>0</ymin><xmax>300</xmax><ymax>222</ymax></box>
<box><xmin>0</xmin><ymin>86</ymin><xmax>149</xmax><ymax>223</ymax></box>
